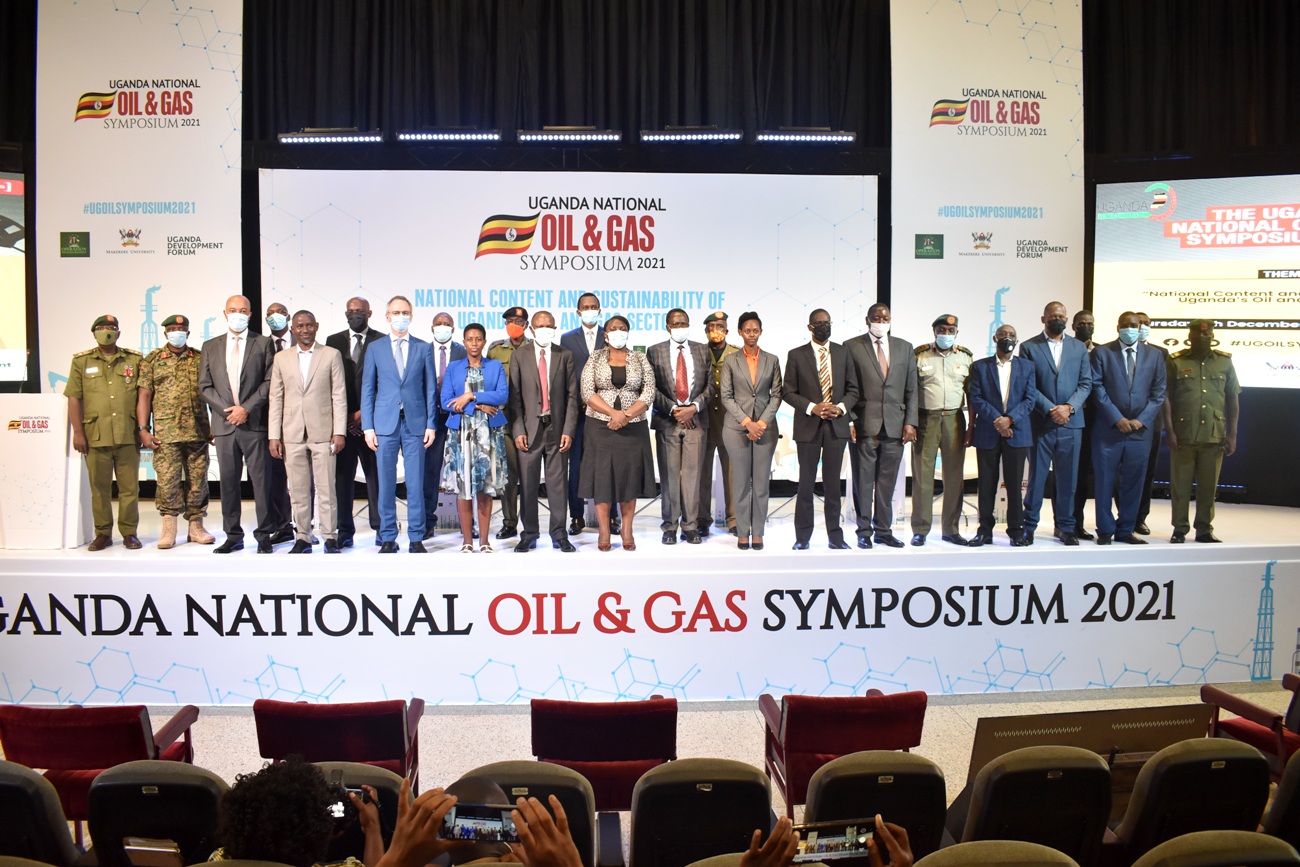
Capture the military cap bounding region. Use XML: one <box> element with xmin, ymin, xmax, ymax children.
<box><xmin>502</xmin><ymin>306</ymin><xmax>528</xmax><ymax>321</ymax></box>
<box><xmin>91</xmin><ymin>314</ymin><xmax>120</xmax><ymax>331</ymax></box>
<box><xmin>703</xmin><ymin>310</ymin><xmax>729</xmax><ymax>326</ymax></box>
<box><xmin>932</xmin><ymin>313</ymin><xmax>959</xmax><ymax>328</ymax></box>
<box><xmin>161</xmin><ymin>314</ymin><xmax>189</xmax><ymax>329</ymax></box>
<box><xmin>1188</xmin><ymin>319</ymin><xmax>1216</xmax><ymax>333</ymax></box>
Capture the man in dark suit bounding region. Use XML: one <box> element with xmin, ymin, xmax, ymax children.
<box><xmin>263</xmin><ymin>301</ymin><xmax>295</xmax><ymax>544</ymax></box>
<box><xmin>1018</xmin><ymin>300</ymin><xmax>1093</xmax><ymax>545</ymax></box>
<box><xmin>845</xmin><ymin>304</ymin><xmax>917</xmax><ymax>549</ymax></box>
<box><xmin>1133</xmin><ymin>311</ymin><xmax>1170</xmax><ymax>536</ymax></box>
<box><xmin>423</xmin><ymin>311</ymin><xmax>466</xmax><ymax>535</ymax></box>
<box><xmin>508</xmin><ymin>310</ymin><xmax>579</xmax><ymax>552</ymax></box>
<box><xmin>325</xmin><ymin>296</ymin><xmax>384</xmax><ymax>548</ymax></box>
<box><xmin>559</xmin><ymin>291</ymin><xmax>611</xmax><ymax>535</ymax></box>
<box><xmin>361</xmin><ymin>295</ymin><xmax>437</xmax><ymax>553</ymax></box>
<box><xmin>783</xmin><ymin>308</ymin><xmax>859</xmax><ymax>550</ymax></box>
<box><xmin>648</xmin><ymin>309</ymin><xmax>713</xmax><ymax>545</ymax></box>
<box><xmin>967</xmin><ymin>324</ymin><xmax>1038</xmax><ymax>547</ymax></box>
<box><xmin>1090</xmin><ymin>311</ymin><xmax>1167</xmax><ymax>544</ymax></box>
<box><xmin>198</xmin><ymin>294</ymin><xmax>277</xmax><ymax>553</ymax></box>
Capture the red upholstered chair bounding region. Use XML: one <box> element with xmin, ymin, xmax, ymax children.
<box><xmin>252</xmin><ymin>698</ymin><xmax>424</xmax><ymax>791</ymax></box>
<box><xmin>1201</xmin><ymin>674</ymin><xmax>1300</xmax><ymax>777</ymax></box>
<box><xmin>0</xmin><ymin>704</ymin><xmax>199</xmax><ymax>842</ymax></box>
<box><xmin>759</xmin><ymin>689</ymin><xmax>927</xmax><ymax>818</ymax></box>
<box><xmin>530</xmin><ymin>697</ymin><xmax>678</xmax><ymax>812</ymax></box>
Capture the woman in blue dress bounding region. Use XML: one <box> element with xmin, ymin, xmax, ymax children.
<box><xmin>441</xmin><ymin>322</ymin><xmax>510</xmax><ymax>552</ymax></box>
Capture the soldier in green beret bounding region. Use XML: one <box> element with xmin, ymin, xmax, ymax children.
<box><xmin>137</xmin><ymin>314</ymin><xmax>215</xmax><ymax>549</ymax></box>
<box><xmin>910</xmin><ymin>313</ymin><xmax>975</xmax><ymax>546</ymax></box>
<box><xmin>699</xmin><ymin>310</ymin><xmax>739</xmax><ymax>535</ymax></box>
<box><xmin>1164</xmin><ymin>319</ymin><xmax>1240</xmax><ymax>543</ymax></box>
<box><xmin>66</xmin><ymin>314</ymin><xmax>143</xmax><ymax>550</ymax></box>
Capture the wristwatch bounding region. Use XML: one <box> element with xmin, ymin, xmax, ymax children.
<box><xmin>136</xmin><ymin>425</ymin><xmax>150</xmax><ymax>431</ymax></box>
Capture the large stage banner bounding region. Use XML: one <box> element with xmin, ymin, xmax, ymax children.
<box><xmin>889</xmin><ymin>2</ymin><xmax>1084</xmax><ymax>355</ymax></box>
<box><xmin>259</xmin><ymin>169</ymin><xmax>877</xmax><ymax>480</ymax></box>
<box><xmin>35</xmin><ymin>1</ymin><xmax>243</xmax><ymax>396</ymax></box>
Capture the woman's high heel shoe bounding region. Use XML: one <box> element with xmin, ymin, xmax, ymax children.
<box><xmin>738</xmin><ymin>538</ymin><xmax>751</xmax><ymax>550</ymax></box>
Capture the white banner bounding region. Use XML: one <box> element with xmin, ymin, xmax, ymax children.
<box><xmin>259</xmin><ymin>169</ymin><xmax>878</xmax><ymax>480</ymax></box>
<box><xmin>35</xmin><ymin>0</ymin><xmax>243</xmax><ymax>393</ymax></box>
<box><xmin>889</xmin><ymin>1</ymin><xmax>1084</xmax><ymax>353</ymax></box>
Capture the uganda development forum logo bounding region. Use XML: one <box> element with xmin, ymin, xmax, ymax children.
<box><xmin>475</xmin><ymin>213</ymin><xmax>540</xmax><ymax>258</ymax></box>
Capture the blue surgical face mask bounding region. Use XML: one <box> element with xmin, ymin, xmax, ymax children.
<box><xmin>166</xmin><ymin>331</ymin><xmax>189</xmax><ymax>349</ymax></box>
<box><xmin>226</xmin><ymin>312</ymin><xmax>250</xmax><ymax>333</ymax></box>
<box><xmin>1138</xmin><ymin>324</ymin><xmax>1151</xmax><ymax>343</ymax></box>
<box><xmin>605</xmin><ymin>330</ymin><xmax>629</xmax><ymax>349</ymax></box>
<box><xmin>432</xmin><ymin>325</ymin><xmax>453</xmax><ymax>344</ymax></box>
<box><xmin>580</xmin><ymin>309</ymin><xmax>601</xmax><ymax>327</ymax></box>
<box><xmin>390</xmin><ymin>315</ymin><xmax>411</xmax><ymax>334</ymax></box>
<box><xmin>1118</xmin><ymin>327</ymin><xmax>1140</xmax><ymax>346</ymax></box>
<box><xmin>669</xmin><ymin>327</ymin><xmax>690</xmax><ymax>344</ymax></box>
<box><xmin>934</xmin><ymin>333</ymin><xmax>956</xmax><ymax>350</ymax></box>
<box><xmin>266</xmin><ymin>313</ymin><xmax>288</xmax><ymax>332</ymax></box>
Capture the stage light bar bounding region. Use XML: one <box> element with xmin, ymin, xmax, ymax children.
<box><xmin>278</xmin><ymin>128</ymin><xmax>383</xmax><ymax>145</ymax></box>
<box><xmin>756</xmin><ymin>129</ymin><xmax>856</xmax><ymax>144</ymax></box>
<box><xmin>398</xmin><ymin>130</ymin><xmax>501</xmax><ymax>142</ymax></box>
<box><xmin>640</xmin><ymin>128</ymin><xmax>743</xmax><ymax>143</ymax></box>
<box><xmin>517</xmin><ymin>128</ymin><xmax>622</xmax><ymax>143</ymax></box>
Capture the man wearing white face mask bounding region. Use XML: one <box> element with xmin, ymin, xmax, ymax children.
<box><xmin>423</xmin><ymin>311</ymin><xmax>466</xmax><ymax>534</ymax></box>
<box><xmin>560</xmin><ymin>292</ymin><xmax>613</xmax><ymax>535</ymax></box>
<box><xmin>647</xmin><ymin>309</ymin><xmax>712</xmax><ymax>545</ymax></box>
<box><xmin>507</xmin><ymin>310</ymin><xmax>579</xmax><ymax>552</ymax></box>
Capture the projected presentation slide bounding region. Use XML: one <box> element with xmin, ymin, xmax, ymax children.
<box><xmin>0</xmin><ymin>172</ymin><xmax>26</xmax><ymax>380</ymax></box>
<box><xmin>1094</xmin><ymin>174</ymin><xmax>1300</xmax><ymax>388</ymax></box>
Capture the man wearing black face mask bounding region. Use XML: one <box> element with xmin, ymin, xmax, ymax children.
<box><xmin>1018</xmin><ymin>301</ymin><xmax>1092</xmax><ymax>545</ymax></box>
<box><xmin>1070</xmin><ymin>309</ymin><xmax>1098</xmax><ymax>540</ymax></box>
<box><xmin>1164</xmin><ymin>319</ymin><xmax>1239</xmax><ymax>543</ymax></box>
<box><xmin>326</xmin><ymin>296</ymin><xmax>384</xmax><ymax>547</ymax></box>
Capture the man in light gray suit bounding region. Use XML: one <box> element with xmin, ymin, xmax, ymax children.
<box><xmin>648</xmin><ymin>308</ymin><xmax>713</xmax><ymax>545</ymax></box>
<box><xmin>508</xmin><ymin>310</ymin><xmax>579</xmax><ymax>552</ymax></box>
<box><xmin>846</xmin><ymin>304</ymin><xmax>918</xmax><ymax>549</ymax></box>
<box><xmin>268</xmin><ymin>311</ymin><xmax>348</xmax><ymax>553</ymax></box>
<box><xmin>198</xmin><ymin>294</ymin><xmax>277</xmax><ymax>553</ymax></box>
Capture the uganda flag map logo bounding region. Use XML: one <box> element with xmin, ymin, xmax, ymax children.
<box><xmin>75</xmin><ymin>91</ymin><xmax>117</xmax><ymax>121</ymax></box>
<box><xmin>929</xmin><ymin>98</ymin><xmax>970</xmax><ymax>127</ymax></box>
<box><xmin>475</xmin><ymin>213</ymin><xmax>540</xmax><ymax>258</ymax></box>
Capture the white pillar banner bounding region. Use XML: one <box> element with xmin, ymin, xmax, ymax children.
<box><xmin>889</xmin><ymin>1</ymin><xmax>1084</xmax><ymax>351</ymax></box>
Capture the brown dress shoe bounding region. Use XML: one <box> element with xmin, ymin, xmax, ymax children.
<box><xmin>87</xmin><ymin>534</ymin><xmax>113</xmax><ymax>551</ymax></box>
<box><xmin>123</xmin><ymin>535</ymin><xmax>143</xmax><ymax>549</ymax></box>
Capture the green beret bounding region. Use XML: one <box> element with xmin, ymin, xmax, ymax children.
<box><xmin>1188</xmin><ymin>319</ymin><xmax>1215</xmax><ymax>333</ymax></box>
<box><xmin>161</xmin><ymin>314</ymin><xmax>189</xmax><ymax>329</ymax></box>
<box><xmin>703</xmin><ymin>310</ymin><xmax>729</xmax><ymax>326</ymax></box>
<box><xmin>932</xmin><ymin>314</ymin><xmax>958</xmax><ymax>328</ymax></box>
<box><xmin>92</xmin><ymin>314</ymin><xmax>120</xmax><ymax>331</ymax></box>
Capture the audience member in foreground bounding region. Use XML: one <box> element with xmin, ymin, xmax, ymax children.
<box><xmin>738</xmin><ymin>815</ymin><xmax>912</xmax><ymax>867</ymax></box>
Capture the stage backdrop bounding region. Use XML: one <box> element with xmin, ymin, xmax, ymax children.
<box><xmin>35</xmin><ymin>0</ymin><xmax>243</xmax><ymax>395</ymax></box>
<box><xmin>889</xmin><ymin>1</ymin><xmax>1084</xmax><ymax>354</ymax></box>
<box><xmin>258</xmin><ymin>169</ymin><xmax>878</xmax><ymax>480</ymax></box>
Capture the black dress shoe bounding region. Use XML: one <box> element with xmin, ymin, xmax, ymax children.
<box><xmin>1134</xmin><ymin>522</ymin><xmax>1151</xmax><ymax>536</ymax></box>
<box><xmin>857</xmin><ymin>537</ymin><xmax>873</xmax><ymax>549</ymax></box>
<box><xmin>941</xmin><ymin>533</ymin><xmax>969</xmax><ymax>546</ymax></box>
<box><xmin>257</xmin><ymin>540</ymin><xmax>274</xmax><ymax>553</ymax></box>
<box><xmin>910</xmin><ymin>534</ymin><xmax>926</xmax><ymax>546</ymax></box>
<box><xmin>1170</xmin><ymin>531</ymin><xmax>1186</xmax><ymax>543</ymax></box>
<box><xmin>409</xmin><ymin>541</ymin><xmax>428</xmax><ymax>553</ymax></box>
<box><xmin>751</xmin><ymin>541</ymin><xmax>764</xmax><ymax>551</ymax></box>
<box><xmin>423</xmin><ymin>527</ymin><xmax>438</xmax><ymax>540</ymax></box>
<box><xmin>1060</xmin><ymin>533</ymin><xmax>1079</xmax><ymax>546</ymax></box>
<box><xmin>792</xmin><ymin>540</ymin><xmax>810</xmax><ymax>550</ymax></box>
<box><xmin>569</xmin><ymin>518</ymin><xmax>585</xmax><ymax>535</ymax></box>
<box><xmin>554</xmin><ymin>538</ymin><xmax>577</xmax><ymax>553</ymax></box>
<box><xmin>1074</xmin><ymin>527</ymin><xmax>1096</xmax><ymax>541</ymax></box>
<box><xmin>496</xmin><ymin>526</ymin><xmax>518</xmax><ymax>540</ymax></box>
<box><xmin>269</xmin><ymin>529</ymin><xmax>295</xmax><ymax>545</ymax></box>
<box><xmin>1115</xmin><ymin>534</ymin><xmax>1148</xmax><ymax>545</ymax></box>
<box><xmin>123</xmin><ymin>535</ymin><xmax>143</xmax><ymax>549</ymax></box>
<box><xmin>214</xmin><ymin>538</ymin><xmax>243</xmax><ymax>553</ymax></box>
<box><xmin>874</xmin><ymin>535</ymin><xmax>905</xmax><ymax>548</ymax></box>
<box><xmin>515</xmin><ymin>538</ymin><xmax>537</xmax><ymax>552</ymax></box>
<box><xmin>1021</xmin><ymin>530</ymin><xmax>1034</xmax><ymax>546</ymax></box>
<box><xmin>1195</xmin><ymin>533</ymin><xmax>1223</xmax><ymax>543</ymax></box>
<box><xmin>338</xmin><ymin>535</ymin><xmax>354</xmax><ymax>549</ymax></box>
<box><xmin>828</xmin><ymin>539</ymin><xmax>851</xmax><ymax>550</ymax></box>
<box><xmin>88</xmin><ymin>534</ymin><xmax>114</xmax><ymax>551</ymax></box>
<box><xmin>324</xmin><ymin>539</ymin><xmax>341</xmax><ymax>553</ymax></box>
<box><xmin>728</xmin><ymin>526</ymin><xmax>738</xmax><ymax>536</ymax></box>
<box><xmin>738</xmin><ymin>540</ymin><xmax>751</xmax><ymax>551</ymax></box>
<box><xmin>698</xmin><ymin>525</ymin><xmax>711</xmax><ymax>538</ymax></box>
<box><xmin>378</xmin><ymin>541</ymin><xmax>399</xmax><ymax>553</ymax></box>
<box><xmin>1010</xmin><ymin>536</ymin><xmax>1028</xmax><ymax>547</ymax></box>
<box><xmin>288</xmin><ymin>540</ymin><xmax>312</xmax><ymax>553</ymax></box>
<box><xmin>684</xmin><ymin>531</ymin><xmax>702</xmax><ymax>544</ymax></box>
<box><xmin>610</xmin><ymin>517</ymin><xmax>622</xmax><ymax>535</ymax></box>
<box><xmin>662</xmin><ymin>531</ymin><xmax>677</xmax><ymax>545</ymax></box>
<box><xmin>1096</xmin><ymin>534</ymin><xmax>1113</xmax><ymax>545</ymax></box>
<box><xmin>967</xmin><ymin>535</ymin><xmax>993</xmax><ymax>548</ymax></box>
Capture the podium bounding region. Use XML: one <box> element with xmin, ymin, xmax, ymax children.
<box><xmin>0</xmin><ymin>394</ymin><xmax>92</xmax><ymax>549</ymax></box>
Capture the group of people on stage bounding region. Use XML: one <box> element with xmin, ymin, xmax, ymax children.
<box><xmin>68</xmin><ymin>293</ymin><xmax>1239</xmax><ymax>553</ymax></box>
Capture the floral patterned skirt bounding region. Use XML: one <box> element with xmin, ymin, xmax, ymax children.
<box><xmin>442</xmin><ymin>419</ymin><xmax>508</xmax><ymax>498</ymax></box>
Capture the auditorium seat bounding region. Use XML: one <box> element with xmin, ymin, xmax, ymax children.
<box><xmin>0</xmin><ymin>760</ymin><xmax>85</xmax><ymax>867</ymax></box>
<box><xmin>0</xmin><ymin>703</ymin><xmax>199</xmax><ymax>843</ymax></box>
<box><xmin>1129</xmin><ymin>829</ymin><xmax>1300</xmax><ymax>867</ymax></box>
<box><xmin>87</xmin><ymin>759</ymin><xmax>227</xmax><ymax>867</ymax></box>
<box><xmin>466</xmin><ymin>760</ymin><xmax>607</xmax><ymax>867</ymax></box>
<box><xmin>629</xmin><ymin>758</ymin><xmax>770</xmax><ymax>867</ymax></box>
<box><xmin>252</xmin><ymin>698</ymin><xmax>424</xmax><ymax>791</ymax></box>
<box><xmin>804</xmin><ymin>750</ymin><xmax>947</xmax><ymax>858</ymax></box>
<box><xmin>313</xmin><ymin>762</ymin><xmax>405</xmax><ymax>863</ymax></box>
<box><xmin>1263</xmin><ymin>751</ymin><xmax>1300</xmax><ymax>851</ymax></box>
<box><xmin>1201</xmin><ymin>674</ymin><xmax>1300</xmax><ymax>777</ymax></box>
<box><xmin>758</xmin><ymin>689</ymin><xmax>927</xmax><ymax>818</ymax></box>
<box><xmin>914</xmin><ymin>839</ymin><xmax>1080</xmax><ymax>865</ymax></box>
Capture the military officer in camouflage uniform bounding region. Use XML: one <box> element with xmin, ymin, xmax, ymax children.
<box><xmin>698</xmin><ymin>310</ymin><xmax>739</xmax><ymax>535</ymax></box>
<box><xmin>137</xmin><ymin>314</ymin><xmax>215</xmax><ymax>549</ymax></box>
<box><xmin>1164</xmin><ymin>319</ymin><xmax>1240</xmax><ymax>543</ymax></box>
<box><xmin>486</xmin><ymin>306</ymin><xmax>528</xmax><ymax>539</ymax></box>
<box><xmin>910</xmin><ymin>313</ymin><xmax>975</xmax><ymax>546</ymax></box>
<box><xmin>66</xmin><ymin>314</ymin><xmax>143</xmax><ymax>550</ymax></box>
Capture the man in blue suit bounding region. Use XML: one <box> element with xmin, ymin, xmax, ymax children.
<box><xmin>1018</xmin><ymin>301</ymin><xmax>1092</xmax><ymax>545</ymax></box>
<box><xmin>422</xmin><ymin>311</ymin><xmax>466</xmax><ymax>535</ymax></box>
<box><xmin>1090</xmin><ymin>311</ymin><xmax>1167</xmax><ymax>544</ymax></box>
<box><xmin>967</xmin><ymin>324</ymin><xmax>1038</xmax><ymax>547</ymax></box>
<box><xmin>361</xmin><ymin>295</ymin><xmax>437</xmax><ymax>553</ymax></box>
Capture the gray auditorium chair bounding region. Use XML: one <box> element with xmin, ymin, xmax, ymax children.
<box><xmin>1264</xmin><ymin>750</ymin><xmax>1300</xmax><ymax>851</ymax></box>
<box><xmin>630</xmin><ymin>759</ymin><xmax>771</xmax><ymax>867</ymax></box>
<box><xmin>87</xmin><ymin>759</ymin><xmax>228</xmax><ymax>867</ymax></box>
<box><xmin>1113</xmin><ymin>738</ymin><xmax>1272</xmax><ymax>862</ymax></box>
<box><xmin>805</xmin><ymin>750</ymin><xmax>946</xmax><ymax>858</ymax></box>
<box><xmin>914</xmin><ymin>839</ymin><xmax>1080</xmax><ymax>865</ymax></box>
<box><xmin>0</xmin><ymin>761</ymin><xmax>85</xmax><ymax>867</ymax></box>
<box><xmin>465</xmin><ymin>760</ymin><xmax>605</xmax><ymax>867</ymax></box>
<box><xmin>1129</xmin><ymin>829</ymin><xmax>1300</xmax><ymax>867</ymax></box>
<box><xmin>961</xmin><ymin>745</ymin><xmax>1111</xmax><ymax>866</ymax></box>
<box><xmin>314</xmin><ymin>761</ymin><xmax>405</xmax><ymax>863</ymax></box>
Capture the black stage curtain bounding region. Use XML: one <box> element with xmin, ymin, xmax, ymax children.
<box><xmin>0</xmin><ymin>0</ymin><xmax>36</xmax><ymax>148</ymax></box>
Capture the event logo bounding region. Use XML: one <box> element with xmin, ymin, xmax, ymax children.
<box><xmin>929</xmin><ymin>99</ymin><xmax>969</xmax><ymax>126</ymax></box>
<box><xmin>475</xmin><ymin>198</ymin><xmax>660</xmax><ymax>270</ymax></box>
<box><xmin>74</xmin><ymin>91</ymin><xmax>116</xmax><ymax>121</ymax></box>
<box><xmin>7</xmin><ymin>416</ymin><xmax>51</xmax><ymax>433</ymax></box>
<box><xmin>929</xmin><ymin>89</ymin><xmax>1045</xmax><ymax>138</ymax></box>
<box><xmin>59</xmin><ymin>232</ymin><xmax>90</xmax><ymax>258</ymax></box>
<box><xmin>74</xmin><ymin>79</ymin><xmax>200</xmax><ymax>130</ymax></box>
<box><xmin>120</xmin><ymin>228</ymin><xmax>142</xmax><ymax>247</ymax></box>
<box><xmin>915</xmin><ymin>234</ymin><xmax>943</xmax><ymax>259</ymax></box>
<box><xmin>972</xmin><ymin>231</ymin><xmax>993</xmax><ymax>250</ymax></box>
<box><xmin>475</xmin><ymin>213</ymin><xmax>540</xmax><ymax>258</ymax></box>
<box><xmin>1097</xmin><ymin>183</ymin><xmax>1178</xmax><ymax>222</ymax></box>
<box><xmin>167</xmin><ymin>235</ymin><xmax>223</xmax><ymax>256</ymax></box>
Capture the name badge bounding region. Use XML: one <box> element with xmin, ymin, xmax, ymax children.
<box><xmin>919</xmin><ymin>365</ymin><xmax>933</xmax><ymax>373</ymax></box>
<box><xmin>86</xmin><ymin>366</ymin><xmax>99</xmax><ymax>373</ymax></box>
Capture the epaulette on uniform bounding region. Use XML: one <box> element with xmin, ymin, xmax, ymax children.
<box><xmin>1213</xmin><ymin>348</ymin><xmax>1232</xmax><ymax>357</ymax></box>
<box><xmin>488</xmin><ymin>339</ymin><xmax>507</xmax><ymax>349</ymax></box>
<box><xmin>914</xmin><ymin>344</ymin><xmax>931</xmax><ymax>355</ymax></box>
<box><xmin>121</xmin><ymin>347</ymin><xmax>143</xmax><ymax>356</ymax></box>
<box><xmin>74</xmin><ymin>347</ymin><xmax>97</xmax><ymax>358</ymax></box>
<box><xmin>955</xmin><ymin>345</ymin><xmax>973</xmax><ymax>356</ymax></box>
<box><xmin>1170</xmin><ymin>348</ymin><xmax>1190</xmax><ymax>359</ymax></box>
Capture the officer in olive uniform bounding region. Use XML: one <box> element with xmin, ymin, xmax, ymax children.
<box><xmin>910</xmin><ymin>313</ymin><xmax>975</xmax><ymax>546</ymax></box>
<box><xmin>486</xmin><ymin>306</ymin><xmax>528</xmax><ymax>538</ymax></box>
<box><xmin>66</xmin><ymin>314</ymin><xmax>143</xmax><ymax>550</ymax></box>
<box><xmin>137</xmin><ymin>314</ymin><xmax>215</xmax><ymax>549</ymax></box>
<box><xmin>698</xmin><ymin>310</ymin><xmax>739</xmax><ymax>535</ymax></box>
<box><xmin>1164</xmin><ymin>319</ymin><xmax>1240</xmax><ymax>543</ymax></box>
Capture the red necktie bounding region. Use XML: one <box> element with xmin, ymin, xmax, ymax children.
<box><xmin>538</xmin><ymin>348</ymin><xmax>550</xmax><ymax>414</ymax></box>
<box><xmin>675</xmin><ymin>345</ymin><xmax>688</xmax><ymax>403</ymax></box>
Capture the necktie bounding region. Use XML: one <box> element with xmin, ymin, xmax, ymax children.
<box><xmin>394</xmin><ymin>339</ymin><xmax>406</xmax><ymax>379</ymax></box>
<box><xmin>227</xmin><ymin>334</ymin><xmax>241</xmax><ymax>397</ymax></box>
<box><xmin>352</xmin><ymin>333</ymin><xmax>363</xmax><ymax>365</ymax></box>
<box><xmin>818</xmin><ymin>346</ymin><xmax>832</xmax><ymax>402</ymax></box>
<box><xmin>439</xmin><ymin>344</ymin><xmax>447</xmax><ymax>385</ymax></box>
<box><xmin>1126</xmin><ymin>347</ymin><xmax>1136</xmax><ymax>384</ymax></box>
<box><xmin>276</xmin><ymin>337</ymin><xmax>284</xmax><ymax>352</ymax></box>
<box><xmin>876</xmin><ymin>339</ymin><xmax>889</xmax><ymax>378</ymax></box>
<box><xmin>538</xmin><ymin>348</ymin><xmax>550</xmax><ymax>414</ymax></box>
<box><xmin>675</xmin><ymin>345</ymin><xmax>689</xmax><ymax>403</ymax></box>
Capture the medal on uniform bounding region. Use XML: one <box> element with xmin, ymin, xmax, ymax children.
<box><xmin>122</xmin><ymin>363</ymin><xmax>134</xmax><ymax>384</ymax></box>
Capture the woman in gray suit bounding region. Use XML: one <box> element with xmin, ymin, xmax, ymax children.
<box><xmin>719</xmin><ymin>312</ymin><xmax>782</xmax><ymax>550</ymax></box>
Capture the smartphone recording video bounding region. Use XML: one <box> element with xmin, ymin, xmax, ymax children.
<box><xmin>791</xmin><ymin>819</ymin><xmax>873</xmax><ymax>862</ymax></box>
<box><xmin>440</xmin><ymin>802</ymin><xmax>521</xmax><ymax>843</ymax></box>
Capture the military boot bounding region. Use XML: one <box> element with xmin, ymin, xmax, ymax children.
<box><xmin>158</xmin><ymin>515</ymin><xmax>178</xmax><ymax>549</ymax></box>
<box><xmin>188</xmin><ymin>518</ymin><xmax>215</xmax><ymax>544</ymax></box>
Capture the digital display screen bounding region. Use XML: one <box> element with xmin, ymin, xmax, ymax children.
<box><xmin>0</xmin><ymin>172</ymin><xmax>26</xmax><ymax>381</ymax></box>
